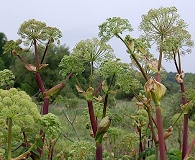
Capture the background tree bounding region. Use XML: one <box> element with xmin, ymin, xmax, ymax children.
<box><xmin>0</xmin><ymin>32</ymin><xmax>12</xmax><ymax>69</ymax></box>
<box><xmin>11</xmin><ymin>44</ymin><xmax>70</xmax><ymax>97</ymax></box>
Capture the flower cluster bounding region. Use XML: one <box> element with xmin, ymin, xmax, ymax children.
<box><xmin>0</xmin><ymin>88</ymin><xmax>40</xmax><ymax>123</ymax></box>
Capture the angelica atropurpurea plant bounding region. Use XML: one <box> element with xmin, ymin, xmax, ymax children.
<box><xmin>59</xmin><ymin>37</ymin><xmax>141</xmax><ymax>159</ymax></box>
<box><xmin>98</xmin><ymin>17</ymin><xmax>169</xmax><ymax>160</ymax></box>
<box><xmin>3</xmin><ymin>19</ymin><xmax>68</xmax><ymax>157</ymax></box>
<box><xmin>3</xmin><ymin>19</ymin><xmax>65</xmax><ymax>116</ymax></box>
<box><xmin>140</xmin><ymin>6</ymin><xmax>194</xmax><ymax>159</ymax></box>
<box><xmin>0</xmin><ymin>88</ymin><xmax>61</xmax><ymax>160</ymax></box>
<box><xmin>59</xmin><ymin>37</ymin><xmax>114</xmax><ymax>160</ymax></box>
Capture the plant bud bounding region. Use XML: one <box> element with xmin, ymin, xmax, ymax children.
<box><xmin>129</xmin><ymin>39</ymin><xmax>134</xmax><ymax>53</ymax></box>
<box><xmin>95</xmin><ymin>116</ymin><xmax>111</xmax><ymax>143</ymax></box>
<box><xmin>144</xmin><ymin>77</ymin><xmax>166</xmax><ymax>105</ymax></box>
<box><xmin>84</xmin><ymin>87</ymin><xmax>94</xmax><ymax>101</ymax></box>
<box><xmin>44</xmin><ymin>83</ymin><xmax>65</xmax><ymax>98</ymax></box>
<box><xmin>25</xmin><ymin>64</ymin><xmax>37</xmax><ymax>72</ymax></box>
<box><xmin>12</xmin><ymin>50</ymin><xmax>17</xmax><ymax>56</ymax></box>
<box><xmin>181</xmin><ymin>100</ymin><xmax>192</xmax><ymax>114</ymax></box>
<box><xmin>175</xmin><ymin>73</ymin><xmax>183</xmax><ymax>83</ymax></box>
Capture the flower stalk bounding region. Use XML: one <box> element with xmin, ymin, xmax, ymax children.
<box><xmin>7</xmin><ymin>118</ymin><xmax>13</xmax><ymax>160</ymax></box>
<box><xmin>144</xmin><ymin>77</ymin><xmax>167</xmax><ymax>160</ymax></box>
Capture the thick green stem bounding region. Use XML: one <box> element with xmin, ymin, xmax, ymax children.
<box><xmin>156</xmin><ymin>106</ymin><xmax>166</xmax><ymax>160</ymax></box>
<box><xmin>8</xmin><ymin>118</ymin><xmax>13</xmax><ymax>160</ymax></box>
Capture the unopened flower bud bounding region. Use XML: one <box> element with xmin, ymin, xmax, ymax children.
<box><xmin>175</xmin><ymin>73</ymin><xmax>183</xmax><ymax>83</ymax></box>
<box><xmin>129</xmin><ymin>39</ymin><xmax>134</xmax><ymax>53</ymax></box>
<box><xmin>95</xmin><ymin>116</ymin><xmax>111</xmax><ymax>143</ymax></box>
<box><xmin>144</xmin><ymin>77</ymin><xmax>166</xmax><ymax>106</ymax></box>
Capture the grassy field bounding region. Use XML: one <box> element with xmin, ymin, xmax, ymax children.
<box><xmin>47</xmin><ymin>97</ymin><xmax>195</xmax><ymax>159</ymax></box>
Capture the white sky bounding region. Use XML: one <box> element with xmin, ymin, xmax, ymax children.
<box><xmin>1</xmin><ymin>0</ymin><xmax>195</xmax><ymax>72</ymax></box>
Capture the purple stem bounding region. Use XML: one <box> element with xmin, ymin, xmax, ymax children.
<box><xmin>102</xmin><ymin>94</ymin><xmax>108</xmax><ymax>118</ymax></box>
<box><xmin>156</xmin><ymin>106</ymin><xmax>166</xmax><ymax>160</ymax></box>
<box><xmin>96</xmin><ymin>143</ymin><xmax>103</xmax><ymax>160</ymax></box>
<box><xmin>184</xmin><ymin>138</ymin><xmax>195</xmax><ymax>159</ymax></box>
<box><xmin>94</xmin><ymin>81</ymin><xmax>102</xmax><ymax>96</ymax></box>
<box><xmin>180</xmin><ymin>82</ymin><xmax>188</xmax><ymax>159</ymax></box>
<box><xmin>138</xmin><ymin>126</ymin><xmax>143</xmax><ymax>159</ymax></box>
<box><xmin>41</xmin><ymin>40</ymin><xmax>50</xmax><ymax>64</ymax></box>
<box><xmin>87</xmin><ymin>101</ymin><xmax>97</xmax><ymax>136</ymax></box>
<box><xmin>87</xmin><ymin>101</ymin><xmax>103</xmax><ymax>159</ymax></box>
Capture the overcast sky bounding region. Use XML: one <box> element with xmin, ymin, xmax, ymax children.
<box><xmin>1</xmin><ymin>0</ymin><xmax>194</xmax><ymax>73</ymax></box>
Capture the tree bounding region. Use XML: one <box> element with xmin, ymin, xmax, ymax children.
<box><xmin>11</xmin><ymin>44</ymin><xmax>70</xmax><ymax>96</ymax></box>
<box><xmin>0</xmin><ymin>32</ymin><xmax>12</xmax><ymax>69</ymax></box>
<box><xmin>0</xmin><ymin>32</ymin><xmax>7</xmax><ymax>54</ymax></box>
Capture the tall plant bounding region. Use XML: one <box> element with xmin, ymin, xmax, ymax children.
<box><xmin>59</xmin><ymin>37</ymin><xmax>141</xmax><ymax>159</ymax></box>
<box><xmin>59</xmin><ymin>38</ymin><xmax>114</xmax><ymax>160</ymax></box>
<box><xmin>163</xmin><ymin>24</ymin><xmax>194</xmax><ymax>159</ymax></box>
<box><xmin>3</xmin><ymin>19</ymin><xmax>67</xmax><ymax>157</ymax></box>
<box><xmin>139</xmin><ymin>6</ymin><xmax>194</xmax><ymax>159</ymax></box>
<box><xmin>3</xmin><ymin>19</ymin><xmax>64</xmax><ymax>115</ymax></box>
<box><xmin>0</xmin><ymin>88</ymin><xmax>61</xmax><ymax>159</ymax></box>
<box><xmin>99</xmin><ymin>17</ymin><xmax>169</xmax><ymax>160</ymax></box>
